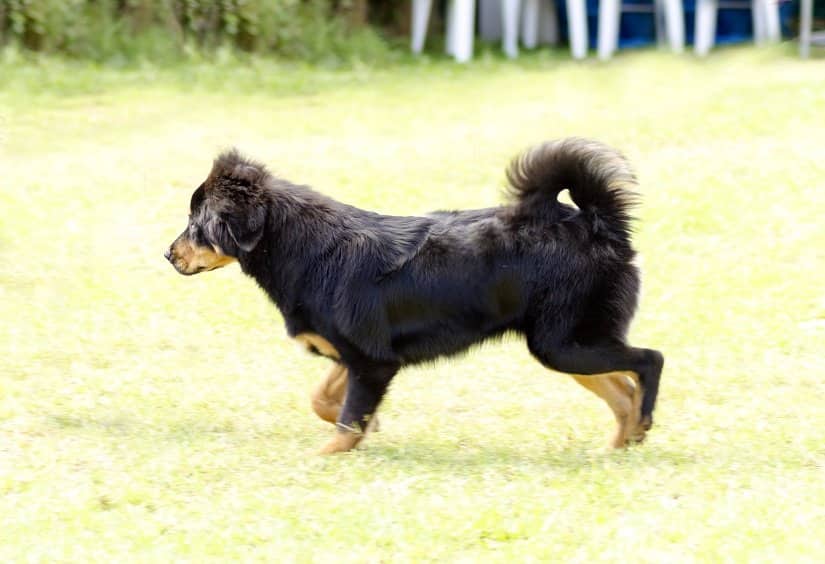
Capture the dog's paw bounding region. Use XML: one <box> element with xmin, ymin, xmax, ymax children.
<box><xmin>318</xmin><ymin>431</ymin><xmax>363</xmax><ymax>455</ymax></box>
<box><xmin>609</xmin><ymin>416</ymin><xmax>649</xmax><ymax>449</ymax></box>
<box><xmin>622</xmin><ymin>419</ymin><xmax>650</xmax><ymax>446</ymax></box>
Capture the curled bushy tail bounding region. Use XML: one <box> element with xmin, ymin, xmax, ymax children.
<box><xmin>506</xmin><ymin>138</ymin><xmax>639</xmax><ymax>241</ymax></box>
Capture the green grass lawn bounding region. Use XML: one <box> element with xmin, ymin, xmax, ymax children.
<box><xmin>1</xmin><ymin>46</ymin><xmax>824</xmax><ymax>561</ymax></box>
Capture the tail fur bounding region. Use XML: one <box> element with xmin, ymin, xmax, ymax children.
<box><xmin>505</xmin><ymin>138</ymin><xmax>639</xmax><ymax>242</ymax></box>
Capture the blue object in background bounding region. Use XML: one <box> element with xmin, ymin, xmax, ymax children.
<box><xmin>554</xmin><ymin>0</ymin><xmax>796</xmax><ymax>50</ymax></box>
<box><xmin>779</xmin><ymin>0</ymin><xmax>797</xmax><ymax>37</ymax></box>
<box><xmin>618</xmin><ymin>0</ymin><xmax>659</xmax><ymax>47</ymax></box>
<box><xmin>555</xmin><ymin>0</ymin><xmax>659</xmax><ymax>48</ymax></box>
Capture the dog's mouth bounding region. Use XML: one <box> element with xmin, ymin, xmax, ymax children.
<box><xmin>171</xmin><ymin>262</ymin><xmax>229</xmax><ymax>276</ymax></box>
<box><xmin>165</xmin><ymin>254</ymin><xmax>203</xmax><ymax>276</ymax></box>
<box><xmin>166</xmin><ymin>242</ymin><xmax>235</xmax><ymax>276</ymax></box>
<box><xmin>171</xmin><ymin>263</ymin><xmax>200</xmax><ymax>276</ymax></box>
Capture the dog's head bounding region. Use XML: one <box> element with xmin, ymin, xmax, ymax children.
<box><xmin>165</xmin><ymin>150</ymin><xmax>268</xmax><ymax>275</ymax></box>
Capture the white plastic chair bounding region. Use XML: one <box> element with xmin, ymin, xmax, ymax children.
<box><xmin>423</xmin><ymin>0</ymin><xmax>686</xmax><ymax>62</ymax></box>
<box><xmin>694</xmin><ymin>0</ymin><xmax>780</xmax><ymax>56</ymax></box>
<box><xmin>411</xmin><ymin>0</ymin><xmax>477</xmax><ymax>62</ymax></box>
<box><xmin>597</xmin><ymin>0</ymin><xmax>686</xmax><ymax>60</ymax></box>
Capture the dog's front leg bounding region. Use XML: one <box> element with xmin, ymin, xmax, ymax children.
<box><xmin>311</xmin><ymin>364</ymin><xmax>381</xmax><ymax>432</ymax></box>
<box><xmin>318</xmin><ymin>363</ymin><xmax>397</xmax><ymax>454</ymax></box>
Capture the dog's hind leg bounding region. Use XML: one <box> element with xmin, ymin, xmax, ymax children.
<box><xmin>569</xmin><ymin>372</ymin><xmax>644</xmax><ymax>448</ymax></box>
<box><xmin>528</xmin><ymin>337</ymin><xmax>663</xmax><ymax>444</ymax></box>
<box><xmin>319</xmin><ymin>362</ymin><xmax>398</xmax><ymax>454</ymax></box>
<box><xmin>311</xmin><ymin>363</ymin><xmax>348</xmax><ymax>424</ymax></box>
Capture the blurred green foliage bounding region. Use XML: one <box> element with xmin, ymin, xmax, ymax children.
<box><xmin>0</xmin><ymin>0</ymin><xmax>396</xmax><ymax>63</ymax></box>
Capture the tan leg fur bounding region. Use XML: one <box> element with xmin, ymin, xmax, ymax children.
<box><xmin>569</xmin><ymin>371</ymin><xmax>646</xmax><ymax>448</ymax></box>
<box><xmin>311</xmin><ymin>364</ymin><xmax>379</xmax><ymax>453</ymax></box>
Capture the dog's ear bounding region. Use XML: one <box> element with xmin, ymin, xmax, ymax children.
<box><xmin>224</xmin><ymin>205</ymin><xmax>266</xmax><ymax>252</ymax></box>
<box><xmin>205</xmin><ymin>206</ymin><xmax>265</xmax><ymax>255</ymax></box>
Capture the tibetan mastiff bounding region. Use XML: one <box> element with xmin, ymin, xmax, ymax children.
<box><xmin>165</xmin><ymin>138</ymin><xmax>664</xmax><ymax>454</ymax></box>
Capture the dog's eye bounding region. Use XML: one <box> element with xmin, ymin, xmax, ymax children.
<box><xmin>190</xmin><ymin>224</ymin><xmax>208</xmax><ymax>245</ymax></box>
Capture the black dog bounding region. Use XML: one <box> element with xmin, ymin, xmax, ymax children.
<box><xmin>166</xmin><ymin>138</ymin><xmax>663</xmax><ymax>453</ymax></box>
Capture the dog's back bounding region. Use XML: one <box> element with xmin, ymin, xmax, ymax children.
<box><xmin>359</xmin><ymin>139</ymin><xmax>640</xmax><ymax>365</ymax></box>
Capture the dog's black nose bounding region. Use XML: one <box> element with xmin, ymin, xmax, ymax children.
<box><xmin>164</xmin><ymin>249</ymin><xmax>172</xmax><ymax>262</ymax></box>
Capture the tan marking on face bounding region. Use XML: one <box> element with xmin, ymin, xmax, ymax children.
<box><xmin>169</xmin><ymin>235</ymin><xmax>236</xmax><ymax>275</ymax></box>
<box><xmin>295</xmin><ymin>333</ymin><xmax>340</xmax><ymax>359</ymax></box>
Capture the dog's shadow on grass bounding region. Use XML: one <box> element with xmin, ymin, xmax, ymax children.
<box><xmin>347</xmin><ymin>438</ymin><xmax>706</xmax><ymax>472</ymax></box>
<box><xmin>45</xmin><ymin>412</ymin><xmax>704</xmax><ymax>472</ymax></box>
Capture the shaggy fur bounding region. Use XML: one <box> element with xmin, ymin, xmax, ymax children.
<box><xmin>166</xmin><ymin>138</ymin><xmax>664</xmax><ymax>453</ymax></box>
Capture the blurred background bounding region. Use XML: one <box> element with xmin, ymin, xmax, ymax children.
<box><xmin>0</xmin><ymin>0</ymin><xmax>822</xmax><ymax>63</ymax></box>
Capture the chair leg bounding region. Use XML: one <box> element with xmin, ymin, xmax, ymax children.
<box><xmin>752</xmin><ymin>0</ymin><xmax>767</xmax><ymax>43</ymax></box>
<box><xmin>566</xmin><ymin>0</ymin><xmax>588</xmax><ymax>59</ymax></box>
<box><xmin>502</xmin><ymin>0</ymin><xmax>521</xmax><ymax>58</ymax></box>
<box><xmin>661</xmin><ymin>0</ymin><xmax>685</xmax><ymax>53</ymax></box>
<box><xmin>522</xmin><ymin>0</ymin><xmax>541</xmax><ymax>49</ymax></box>
<box><xmin>451</xmin><ymin>0</ymin><xmax>476</xmax><ymax>62</ymax></box>
<box><xmin>763</xmin><ymin>0</ymin><xmax>781</xmax><ymax>42</ymax></box>
<box><xmin>411</xmin><ymin>0</ymin><xmax>434</xmax><ymax>53</ymax></box>
<box><xmin>597</xmin><ymin>0</ymin><xmax>621</xmax><ymax>60</ymax></box>
<box><xmin>800</xmin><ymin>0</ymin><xmax>813</xmax><ymax>57</ymax></box>
<box><xmin>446</xmin><ymin>0</ymin><xmax>457</xmax><ymax>55</ymax></box>
<box><xmin>694</xmin><ymin>0</ymin><xmax>718</xmax><ymax>56</ymax></box>
<box><xmin>655</xmin><ymin>0</ymin><xmax>667</xmax><ymax>48</ymax></box>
